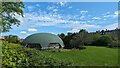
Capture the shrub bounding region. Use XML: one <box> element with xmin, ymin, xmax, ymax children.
<box><xmin>2</xmin><ymin>41</ymin><xmax>72</xmax><ymax>67</ymax></box>
<box><xmin>92</xmin><ymin>35</ymin><xmax>112</xmax><ymax>46</ymax></box>
<box><xmin>108</xmin><ymin>41</ymin><xmax>120</xmax><ymax>48</ymax></box>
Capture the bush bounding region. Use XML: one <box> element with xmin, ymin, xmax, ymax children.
<box><xmin>108</xmin><ymin>41</ymin><xmax>120</xmax><ymax>48</ymax></box>
<box><xmin>92</xmin><ymin>35</ymin><xmax>112</xmax><ymax>46</ymax></box>
<box><xmin>2</xmin><ymin>41</ymin><xmax>72</xmax><ymax>67</ymax></box>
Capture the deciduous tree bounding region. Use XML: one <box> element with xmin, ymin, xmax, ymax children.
<box><xmin>1</xmin><ymin>2</ymin><xmax>25</xmax><ymax>32</ymax></box>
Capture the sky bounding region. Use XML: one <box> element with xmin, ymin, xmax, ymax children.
<box><xmin>2</xmin><ymin>2</ymin><xmax>118</xmax><ymax>38</ymax></box>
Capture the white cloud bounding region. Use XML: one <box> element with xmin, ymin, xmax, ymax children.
<box><xmin>53</xmin><ymin>9</ymin><xmax>58</xmax><ymax>12</ymax></box>
<box><xmin>113</xmin><ymin>11</ymin><xmax>119</xmax><ymax>18</ymax></box>
<box><xmin>59</xmin><ymin>2</ymin><xmax>66</xmax><ymax>6</ymax></box>
<box><xmin>67</xmin><ymin>29</ymin><xmax>80</xmax><ymax>33</ymax></box>
<box><xmin>36</xmin><ymin>4</ymin><xmax>40</xmax><ymax>7</ymax></box>
<box><xmin>103</xmin><ymin>19</ymin><xmax>107</xmax><ymax>20</ymax></box>
<box><xmin>80</xmin><ymin>10</ymin><xmax>88</xmax><ymax>14</ymax></box>
<box><xmin>103</xmin><ymin>15</ymin><xmax>112</xmax><ymax>18</ymax></box>
<box><xmin>27</xmin><ymin>6</ymin><xmax>34</xmax><ymax>11</ymax></box>
<box><xmin>92</xmin><ymin>17</ymin><xmax>101</xmax><ymax>20</ymax></box>
<box><xmin>28</xmin><ymin>28</ymin><xmax>37</xmax><ymax>32</ymax></box>
<box><xmin>106</xmin><ymin>12</ymin><xmax>110</xmax><ymax>14</ymax></box>
<box><xmin>12</xmin><ymin>8</ymin><xmax>117</xmax><ymax>34</ymax></box>
<box><xmin>114</xmin><ymin>11</ymin><xmax>118</xmax><ymax>15</ymax></box>
<box><xmin>103</xmin><ymin>23</ymin><xmax>118</xmax><ymax>30</ymax></box>
<box><xmin>80</xmin><ymin>16</ymin><xmax>85</xmax><ymax>20</ymax></box>
<box><xmin>68</xmin><ymin>6</ymin><xmax>72</xmax><ymax>9</ymax></box>
<box><xmin>47</xmin><ymin>6</ymin><xmax>57</xmax><ymax>10</ymax></box>
<box><xmin>20</xmin><ymin>31</ymin><xmax>30</xmax><ymax>37</ymax></box>
<box><xmin>20</xmin><ymin>31</ymin><xmax>27</xmax><ymax>34</ymax></box>
<box><xmin>103</xmin><ymin>11</ymin><xmax>118</xmax><ymax>18</ymax></box>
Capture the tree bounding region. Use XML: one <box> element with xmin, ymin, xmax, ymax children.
<box><xmin>70</xmin><ymin>29</ymin><xmax>88</xmax><ymax>48</ymax></box>
<box><xmin>57</xmin><ymin>33</ymin><xmax>65</xmax><ymax>41</ymax></box>
<box><xmin>78</xmin><ymin>29</ymin><xmax>88</xmax><ymax>45</ymax></box>
<box><xmin>70</xmin><ymin>34</ymin><xmax>83</xmax><ymax>48</ymax></box>
<box><xmin>64</xmin><ymin>33</ymin><xmax>76</xmax><ymax>49</ymax></box>
<box><xmin>92</xmin><ymin>35</ymin><xmax>112</xmax><ymax>46</ymax></box>
<box><xmin>1</xmin><ymin>2</ymin><xmax>25</xmax><ymax>32</ymax></box>
<box><xmin>101</xmin><ymin>30</ymin><xmax>105</xmax><ymax>35</ymax></box>
<box><xmin>7</xmin><ymin>35</ymin><xmax>20</xmax><ymax>43</ymax></box>
<box><xmin>78</xmin><ymin>29</ymin><xmax>88</xmax><ymax>33</ymax></box>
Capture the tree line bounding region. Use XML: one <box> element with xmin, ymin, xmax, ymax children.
<box><xmin>58</xmin><ymin>29</ymin><xmax>120</xmax><ymax>49</ymax></box>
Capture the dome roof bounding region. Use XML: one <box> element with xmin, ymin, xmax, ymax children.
<box><xmin>23</xmin><ymin>33</ymin><xmax>64</xmax><ymax>48</ymax></box>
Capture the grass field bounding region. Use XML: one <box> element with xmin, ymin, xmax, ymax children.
<box><xmin>41</xmin><ymin>46</ymin><xmax>119</xmax><ymax>66</ymax></box>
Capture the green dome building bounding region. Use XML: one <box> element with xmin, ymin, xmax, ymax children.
<box><xmin>23</xmin><ymin>33</ymin><xmax>64</xmax><ymax>49</ymax></box>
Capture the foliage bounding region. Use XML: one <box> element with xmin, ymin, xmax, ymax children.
<box><xmin>58</xmin><ymin>33</ymin><xmax>76</xmax><ymax>49</ymax></box>
<box><xmin>58</xmin><ymin>29</ymin><xmax>119</xmax><ymax>48</ymax></box>
<box><xmin>1</xmin><ymin>2</ymin><xmax>25</xmax><ymax>32</ymax></box>
<box><xmin>92</xmin><ymin>35</ymin><xmax>112</xmax><ymax>46</ymax></box>
<box><xmin>57</xmin><ymin>33</ymin><xmax>65</xmax><ymax>41</ymax></box>
<box><xmin>70</xmin><ymin>29</ymin><xmax>88</xmax><ymax>48</ymax></box>
<box><xmin>2</xmin><ymin>42</ymin><xmax>29</xmax><ymax>67</ymax></box>
<box><xmin>109</xmin><ymin>41</ymin><xmax>120</xmax><ymax>48</ymax></box>
<box><xmin>63</xmin><ymin>33</ymin><xmax>76</xmax><ymax>49</ymax></box>
<box><xmin>8</xmin><ymin>35</ymin><xmax>20</xmax><ymax>43</ymax></box>
<box><xmin>2</xmin><ymin>41</ymin><xmax>72</xmax><ymax>67</ymax></box>
<box><xmin>70</xmin><ymin>34</ymin><xmax>83</xmax><ymax>48</ymax></box>
<box><xmin>78</xmin><ymin>29</ymin><xmax>88</xmax><ymax>33</ymax></box>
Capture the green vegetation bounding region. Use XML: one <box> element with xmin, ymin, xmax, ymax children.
<box><xmin>58</xmin><ymin>29</ymin><xmax>119</xmax><ymax>49</ymax></box>
<box><xmin>42</xmin><ymin>46</ymin><xmax>119</xmax><ymax>66</ymax></box>
<box><xmin>92</xmin><ymin>35</ymin><xmax>112</xmax><ymax>46</ymax></box>
<box><xmin>1</xmin><ymin>2</ymin><xmax>25</xmax><ymax>32</ymax></box>
<box><xmin>2</xmin><ymin>41</ymin><xmax>72</xmax><ymax>67</ymax></box>
<box><xmin>1</xmin><ymin>41</ymin><xmax>119</xmax><ymax>67</ymax></box>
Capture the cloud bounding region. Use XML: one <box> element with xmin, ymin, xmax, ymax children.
<box><xmin>80</xmin><ymin>10</ymin><xmax>88</xmax><ymax>14</ymax></box>
<box><xmin>114</xmin><ymin>11</ymin><xmax>118</xmax><ymax>15</ymax></box>
<box><xmin>103</xmin><ymin>19</ymin><xmax>107</xmax><ymax>20</ymax></box>
<box><xmin>36</xmin><ymin>4</ymin><xmax>40</xmax><ymax>7</ymax></box>
<box><xmin>53</xmin><ymin>9</ymin><xmax>58</xmax><ymax>12</ymax></box>
<box><xmin>20</xmin><ymin>11</ymin><xmax>101</xmax><ymax>32</ymax></box>
<box><xmin>106</xmin><ymin>12</ymin><xmax>110</xmax><ymax>14</ymax></box>
<box><xmin>103</xmin><ymin>23</ymin><xmax>118</xmax><ymax>30</ymax></box>
<box><xmin>20</xmin><ymin>31</ymin><xmax>27</xmax><ymax>34</ymax></box>
<box><xmin>27</xmin><ymin>6</ymin><xmax>34</xmax><ymax>11</ymax></box>
<box><xmin>59</xmin><ymin>2</ymin><xmax>66</xmax><ymax>6</ymax></box>
<box><xmin>68</xmin><ymin>6</ymin><xmax>72</xmax><ymax>9</ymax></box>
<box><xmin>67</xmin><ymin>28</ymin><xmax>80</xmax><ymax>33</ymax></box>
<box><xmin>20</xmin><ymin>31</ymin><xmax>30</xmax><ymax>36</ymax></box>
<box><xmin>92</xmin><ymin>17</ymin><xmax>101</xmax><ymax>20</ymax></box>
<box><xmin>28</xmin><ymin>28</ymin><xmax>37</xmax><ymax>32</ymax></box>
<box><xmin>47</xmin><ymin>6</ymin><xmax>58</xmax><ymax>11</ymax></box>
<box><xmin>103</xmin><ymin>11</ymin><xmax>118</xmax><ymax>18</ymax></box>
<box><xmin>80</xmin><ymin>16</ymin><xmax>85</xmax><ymax>20</ymax></box>
<box><xmin>12</xmin><ymin>4</ymin><xmax>117</xmax><ymax>34</ymax></box>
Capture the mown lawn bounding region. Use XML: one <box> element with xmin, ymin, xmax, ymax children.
<box><xmin>41</xmin><ymin>46</ymin><xmax>119</xmax><ymax>66</ymax></box>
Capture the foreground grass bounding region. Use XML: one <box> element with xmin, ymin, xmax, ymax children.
<box><xmin>41</xmin><ymin>46</ymin><xmax>119</xmax><ymax>66</ymax></box>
